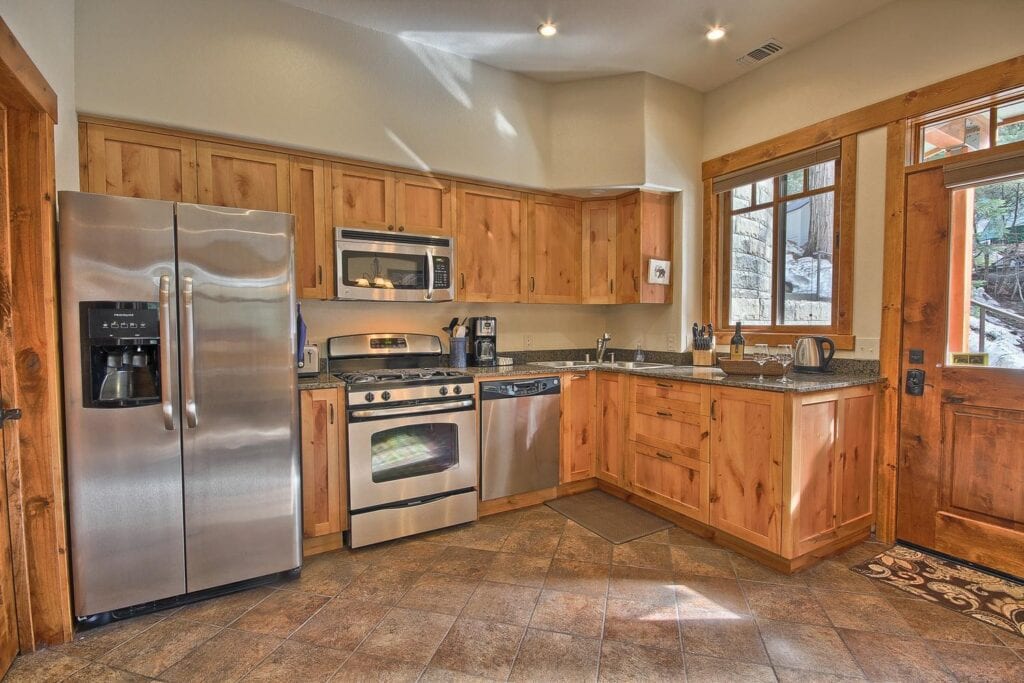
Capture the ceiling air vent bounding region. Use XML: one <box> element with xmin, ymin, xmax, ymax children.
<box><xmin>737</xmin><ymin>39</ymin><xmax>785</xmax><ymax>67</ymax></box>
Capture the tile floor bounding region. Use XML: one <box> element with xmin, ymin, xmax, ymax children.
<box><xmin>8</xmin><ymin>505</ymin><xmax>1024</xmax><ymax>682</ymax></box>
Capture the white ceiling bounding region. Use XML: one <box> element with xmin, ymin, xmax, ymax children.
<box><xmin>283</xmin><ymin>0</ymin><xmax>893</xmax><ymax>92</ymax></box>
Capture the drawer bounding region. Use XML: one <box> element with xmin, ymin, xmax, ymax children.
<box><xmin>632</xmin><ymin>377</ymin><xmax>707</xmax><ymax>415</ymax></box>
<box><xmin>627</xmin><ymin>442</ymin><xmax>709</xmax><ymax>523</ymax></box>
<box><xmin>629</xmin><ymin>403</ymin><xmax>710</xmax><ymax>462</ymax></box>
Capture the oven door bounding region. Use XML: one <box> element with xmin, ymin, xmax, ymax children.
<box><xmin>335</xmin><ymin>232</ymin><xmax>454</xmax><ymax>302</ymax></box>
<box><xmin>347</xmin><ymin>400</ymin><xmax>477</xmax><ymax>511</ymax></box>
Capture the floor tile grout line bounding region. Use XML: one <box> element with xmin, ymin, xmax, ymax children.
<box><xmin>732</xmin><ymin>569</ymin><xmax>775</xmax><ymax>673</ymax></box>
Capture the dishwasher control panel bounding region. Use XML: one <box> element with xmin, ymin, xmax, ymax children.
<box><xmin>480</xmin><ymin>377</ymin><xmax>560</xmax><ymax>398</ymax></box>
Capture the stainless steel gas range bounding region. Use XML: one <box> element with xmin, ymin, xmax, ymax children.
<box><xmin>328</xmin><ymin>334</ymin><xmax>478</xmax><ymax>547</ymax></box>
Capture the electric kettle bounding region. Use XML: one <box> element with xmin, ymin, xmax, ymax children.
<box><xmin>794</xmin><ymin>336</ymin><xmax>836</xmax><ymax>372</ymax></box>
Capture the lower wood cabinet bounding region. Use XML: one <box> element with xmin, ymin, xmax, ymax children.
<box><xmin>560</xmin><ymin>371</ymin><xmax>595</xmax><ymax>483</ymax></box>
<box><xmin>300</xmin><ymin>388</ymin><xmax>348</xmax><ymax>554</ymax></box>
<box><xmin>595</xmin><ymin>372</ymin><xmax>626</xmax><ymax>487</ymax></box>
<box><xmin>627</xmin><ymin>442</ymin><xmax>709</xmax><ymax>523</ymax></box>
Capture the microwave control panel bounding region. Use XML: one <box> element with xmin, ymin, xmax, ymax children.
<box><xmin>432</xmin><ymin>255</ymin><xmax>451</xmax><ymax>289</ymax></box>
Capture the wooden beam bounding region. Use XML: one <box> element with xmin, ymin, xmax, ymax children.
<box><xmin>875</xmin><ymin>120</ymin><xmax>908</xmax><ymax>545</ymax></box>
<box><xmin>702</xmin><ymin>54</ymin><xmax>1024</xmax><ymax>180</ymax></box>
<box><xmin>700</xmin><ymin>179</ymin><xmax>717</xmax><ymax>327</ymax></box>
<box><xmin>0</xmin><ymin>18</ymin><xmax>57</xmax><ymax>122</ymax></box>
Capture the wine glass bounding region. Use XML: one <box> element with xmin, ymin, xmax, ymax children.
<box><xmin>752</xmin><ymin>343</ymin><xmax>770</xmax><ymax>382</ymax></box>
<box><xmin>776</xmin><ymin>344</ymin><xmax>794</xmax><ymax>384</ymax></box>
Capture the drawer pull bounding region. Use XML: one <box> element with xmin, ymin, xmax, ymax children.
<box><xmin>656</xmin><ymin>411</ymin><xmax>673</xmax><ymax>417</ymax></box>
<box><xmin>655</xmin><ymin>382</ymin><xmax>672</xmax><ymax>388</ymax></box>
<box><xmin>655</xmin><ymin>451</ymin><xmax>673</xmax><ymax>460</ymax></box>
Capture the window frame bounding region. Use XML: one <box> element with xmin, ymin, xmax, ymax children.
<box><xmin>912</xmin><ymin>88</ymin><xmax>1024</xmax><ymax>164</ymax></box>
<box><xmin>710</xmin><ymin>136</ymin><xmax>857</xmax><ymax>349</ymax></box>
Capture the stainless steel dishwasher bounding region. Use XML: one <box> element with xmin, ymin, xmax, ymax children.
<box><xmin>479</xmin><ymin>376</ymin><xmax>561</xmax><ymax>501</ymax></box>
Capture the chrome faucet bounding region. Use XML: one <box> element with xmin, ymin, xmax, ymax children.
<box><xmin>596</xmin><ymin>332</ymin><xmax>612</xmax><ymax>364</ymax></box>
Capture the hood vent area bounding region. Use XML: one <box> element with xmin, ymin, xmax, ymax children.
<box><xmin>737</xmin><ymin>39</ymin><xmax>785</xmax><ymax>67</ymax></box>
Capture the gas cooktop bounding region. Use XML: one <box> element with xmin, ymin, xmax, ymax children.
<box><xmin>336</xmin><ymin>368</ymin><xmax>468</xmax><ymax>385</ymax></box>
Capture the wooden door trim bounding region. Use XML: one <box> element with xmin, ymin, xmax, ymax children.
<box><xmin>0</xmin><ymin>20</ymin><xmax>56</xmax><ymax>121</ymax></box>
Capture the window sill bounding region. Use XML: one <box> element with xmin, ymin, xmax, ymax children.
<box><xmin>714</xmin><ymin>331</ymin><xmax>855</xmax><ymax>351</ymax></box>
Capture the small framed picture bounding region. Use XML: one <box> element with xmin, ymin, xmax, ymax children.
<box><xmin>647</xmin><ymin>259</ymin><xmax>671</xmax><ymax>285</ymax></box>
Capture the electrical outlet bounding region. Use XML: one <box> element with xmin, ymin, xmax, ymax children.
<box><xmin>523</xmin><ymin>334</ymin><xmax>534</xmax><ymax>350</ymax></box>
<box><xmin>856</xmin><ymin>338</ymin><xmax>879</xmax><ymax>357</ymax></box>
<box><xmin>666</xmin><ymin>333</ymin><xmax>678</xmax><ymax>350</ymax></box>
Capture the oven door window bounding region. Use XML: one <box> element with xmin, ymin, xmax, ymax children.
<box><xmin>371</xmin><ymin>423</ymin><xmax>459</xmax><ymax>483</ymax></box>
<box><xmin>341</xmin><ymin>250</ymin><xmax>426</xmax><ymax>290</ymax></box>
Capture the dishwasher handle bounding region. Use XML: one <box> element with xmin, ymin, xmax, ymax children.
<box><xmin>480</xmin><ymin>376</ymin><xmax>561</xmax><ymax>399</ymax></box>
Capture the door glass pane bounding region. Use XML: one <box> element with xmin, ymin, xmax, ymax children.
<box><xmin>995</xmin><ymin>100</ymin><xmax>1024</xmax><ymax>146</ymax></box>
<box><xmin>730</xmin><ymin>208</ymin><xmax>772</xmax><ymax>325</ymax></box>
<box><xmin>921</xmin><ymin>113</ymin><xmax>991</xmax><ymax>161</ymax></box>
<box><xmin>948</xmin><ymin>178</ymin><xmax>1024</xmax><ymax>369</ymax></box>
<box><xmin>779</xmin><ymin>194</ymin><xmax>834</xmax><ymax>325</ymax></box>
<box><xmin>371</xmin><ymin>423</ymin><xmax>458</xmax><ymax>482</ymax></box>
<box><xmin>341</xmin><ymin>250</ymin><xmax>426</xmax><ymax>289</ymax></box>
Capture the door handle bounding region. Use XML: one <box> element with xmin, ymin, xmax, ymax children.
<box><xmin>317</xmin><ymin>265</ymin><xmax>323</xmax><ymax>285</ymax></box>
<box><xmin>655</xmin><ymin>451</ymin><xmax>673</xmax><ymax>460</ymax></box>
<box><xmin>530</xmin><ymin>276</ymin><xmax>536</xmax><ymax>293</ymax></box>
<box><xmin>158</xmin><ymin>274</ymin><xmax>174</xmax><ymax>430</ymax></box>
<box><xmin>460</xmin><ymin>273</ymin><xmax>466</xmax><ymax>290</ymax></box>
<box><xmin>905</xmin><ymin>369</ymin><xmax>925</xmax><ymax>396</ymax></box>
<box><xmin>633</xmin><ymin>275</ymin><xmax>639</xmax><ymax>292</ymax></box>
<box><xmin>425</xmin><ymin>248</ymin><xmax>435</xmax><ymax>301</ymax></box>
<box><xmin>610</xmin><ymin>278</ymin><xmax>614</xmax><ymax>294</ymax></box>
<box><xmin>182</xmin><ymin>276</ymin><xmax>198</xmax><ymax>429</ymax></box>
<box><xmin>656</xmin><ymin>410</ymin><xmax>673</xmax><ymax>417</ymax></box>
<box><xmin>329</xmin><ymin>403</ymin><xmax>335</xmax><ymax>425</ymax></box>
<box><xmin>710</xmin><ymin>399</ymin><xmax>717</xmax><ymax>420</ymax></box>
<box><xmin>0</xmin><ymin>407</ymin><xmax>22</xmax><ymax>428</ymax></box>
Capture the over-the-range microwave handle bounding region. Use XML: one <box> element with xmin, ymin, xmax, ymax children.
<box><xmin>425</xmin><ymin>247</ymin><xmax>434</xmax><ymax>301</ymax></box>
<box><xmin>181</xmin><ymin>275</ymin><xmax>199</xmax><ymax>429</ymax></box>
<box><xmin>158</xmin><ymin>274</ymin><xmax>174</xmax><ymax>430</ymax></box>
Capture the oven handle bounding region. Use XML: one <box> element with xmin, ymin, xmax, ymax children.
<box><xmin>424</xmin><ymin>247</ymin><xmax>434</xmax><ymax>301</ymax></box>
<box><xmin>349</xmin><ymin>398</ymin><xmax>474</xmax><ymax>419</ymax></box>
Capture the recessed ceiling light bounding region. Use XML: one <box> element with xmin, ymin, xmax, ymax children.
<box><xmin>538</xmin><ymin>22</ymin><xmax>557</xmax><ymax>37</ymax></box>
<box><xmin>706</xmin><ymin>26</ymin><xmax>726</xmax><ymax>41</ymax></box>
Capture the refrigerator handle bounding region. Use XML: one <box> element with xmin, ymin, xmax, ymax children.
<box><xmin>182</xmin><ymin>275</ymin><xmax>198</xmax><ymax>429</ymax></box>
<box><xmin>159</xmin><ymin>275</ymin><xmax>175</xmax><ymax>430</ymax></box>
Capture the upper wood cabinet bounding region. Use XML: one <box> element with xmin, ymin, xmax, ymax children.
<box><xmin>582</xmin><ymin>199</ymin><xmax>617</xmax><ymax>304</ymax></box>
<box><xmin>595</xmin><ymin>372</ymin><xmax>626</xmax><ymax>488</ymax></box>
<box><xmin>560</xmin><ymin>372</ymin><xmax>595</xmax><ymax>483</ymax></box>
<box><xmin>616</xmin><ymin>191</ymin><xmax>673</xmax><ymax>304</ymax></box>
<box><xmin>197</xmin><ymin>141</ymin><xmax>290</xmax><ymax>212</ymax></box>
<box><xmin>455</xmin><ymin>183</ymin><xmax>527</xmax><ymax>302</ymax></box>
<box><xmin>290</xmin><ymin>157</ymin><xmax>331</xmax><ymax>300</ymax></box>
<box><xmin>83</xmin><ymin>124</ymin><xmax>197</xmax><ymax>202</ymax></box>
<box><xmin>300</xmin><ymin>388</ymin><xmax>347</xmax><ymax>542</ymax></box>
<box><xmin>331</xmin><ymin>163</ymin><xmax>395</xmax><ymax>231</ymax></box>
<box><xmin>396</xmin><ymin>173</ymin><xmax>452</xmax><ymax>236</ymax></box>
<box><xmin>709</xmin><ymin>387</ymin><xmax>784</xmax><ymax>553</ymax></box>
<box><xmin>527</xmin><ymin>195</ymin><xmax>580</xmax><ymax>303</ymax></box>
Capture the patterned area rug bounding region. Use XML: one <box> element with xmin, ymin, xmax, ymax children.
<box><xmin>852</xmin><ymin>545</ymin><xmax>1024</xmax><ymax>638</ymax></box>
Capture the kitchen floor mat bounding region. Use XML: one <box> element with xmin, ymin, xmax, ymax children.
<box><xmin>851</xmin><ymin>544</ymin><xmax>1024</xmax><ymax>638</ymax></box>
<box><xmin>545</xmin><ymin>490</ymin><xmax>673</xmax><ymax>544</ymax></box>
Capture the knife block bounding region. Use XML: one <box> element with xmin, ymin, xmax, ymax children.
<box><xmin>692</xmin><ymin>349</ymin><xmax>715</xmax><ymax>366</ymax></box>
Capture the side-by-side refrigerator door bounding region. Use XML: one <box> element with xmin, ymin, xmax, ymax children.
<box><xmin>175</xmin><ymin>203</ymin><xmax>301</xmax><ymax>592</ymax></box>
<box><xmin>57</xmin><ymin>191</ymin><xmax>185</xmax><ymax>616</ymax></box>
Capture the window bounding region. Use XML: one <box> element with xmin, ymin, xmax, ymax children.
<box><xmin>916</xmin><ymin>93</ymin><xmax>1024</xmax><ymax>163</ymax></box>
<box><xmin>714</xmin><ymin>140</ymin><xmax>852</xmax><ymax>340</ymax></box>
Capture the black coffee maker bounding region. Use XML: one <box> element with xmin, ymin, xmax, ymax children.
<box><xmin>80</xmin><ymin>302</ymin><xmax>161</xmax><ymax>408</ymax></box>
<box><xmin>467</xmin><ymin>316</ymin><xmax>497</xmax><ymax>367</ymax></box>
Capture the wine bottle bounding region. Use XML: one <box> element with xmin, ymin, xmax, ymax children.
<box><xmin>730</xmin><ymin>322</ymin><xmax>745</xmax><ymax>361</ymax></box>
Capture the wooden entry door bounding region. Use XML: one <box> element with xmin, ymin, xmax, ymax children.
<box><xmin>896</xmin><ymin>165</ymin><xmax>1024</xmax><ymax>577</ymax></box>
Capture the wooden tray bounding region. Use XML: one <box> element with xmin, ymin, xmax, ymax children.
<box><xmin>717</xmin><ymin>356</ymin><xmax>788</xmax><ymax>377</ymax></box>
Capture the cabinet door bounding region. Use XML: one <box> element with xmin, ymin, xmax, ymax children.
<box><xmin>639</xmin><ymin>192</ymin><xmax>673</xmax><ymax>304</ymax></box>
<box><xmin>616</xmin><ymin>192</ymin><xmax>642</xmax><ymax>303</ymax></box>
<box><xmin>709</xmin><ymin>387</ymin><xmax>783</xmax><ymax>552</ymax></box>
<box><xmin>396</xmin><ymin>173</ymin><xmax>451</xmax><ymax>235</ymax></box>
<box><xmin>331</xmin><ymin>163</ymin><xmax>395</xmax><ymax>231</ymax></box>
<box><xmin>84</xmin><ymin>124</ymin><xmax>197</xmax><ymax>202</ymax></box>
<box><xmin>527</xmin><ymin>195</ymin><xmax>580</xmax><ymax>304</ymax></box>
<box><xmin>630</xmin><ymin>402</ymin><xmax>710</xmax><ymax>462</ymax></box>
<box><xmin>837</xmin><ymin>390</ymin><xmax>876</xmax><ymax>528</ymax></box>
<box><xmin>290</xmin><ymin>157</ymin><xmax>330</xmax><ymax>300</ymax></box>
<box><xmin>596</xmin><ymin>372</ymin><xmax>625</xmax><ymax>486</ymax></box>
<box><xmin>300</xmin><ymin>389</ymin><xmax>345</xmax><ymax>538</ymax></box>
<box><xmin>561</xmin><ymin>372</ymin><xmax>595</xmax><ymax>482</ymax></box>
<box><xmin>455</xmin><ymin>183</ymin><xmax>527</xmax><ymax>302</ymax></box>
<box><xmin>789</xmin><ymin>394</ymin><xmax>840</xmax><ymax>555</ymax></box>
<box><xmin>627</xmin><ymin>442</ymin><xmax>709</xmax><ymax>523</ymax></box>
<box><xmin>582</xmin><ymin>200</ymin><xmax>617</xmax><ymax>304</ymax></box>
<box><xmin>197</xmin><ymin>142</ymin><xmax>290</xmax><ymax>211</ymax></box>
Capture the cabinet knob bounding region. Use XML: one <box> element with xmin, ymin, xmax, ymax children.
<box><xmin>398</xmin><ymin>225</ymin><xmax>405</xmax><ymax>232</ymax></box>
<box><xmin>387</xmin><ymin>224</ymin><xmax>395</xmax><ymax>231</ymax></box>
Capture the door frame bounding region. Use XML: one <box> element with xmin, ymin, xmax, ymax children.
<box><xmin>0</xmin><ymin>16</ymin><xmax>74</xmax><ymax>649</ymax></box>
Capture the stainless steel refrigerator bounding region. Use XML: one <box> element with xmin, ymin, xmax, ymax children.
<box><xmin>58</xmin><ymin>191</ymin><xmax>301</xmax><ymax>619</ymax></box>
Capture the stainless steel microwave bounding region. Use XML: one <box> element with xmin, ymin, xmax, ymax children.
<box><xmin>334</xmin><ymin>228</ymin><xmax>454</xmax><ymax>302</ymax></box>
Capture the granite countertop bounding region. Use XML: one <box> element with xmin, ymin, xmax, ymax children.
<box><xmin>300</xmin><ymin>364</ymin><xmax>880</xmax><ymax>394</ymax></box>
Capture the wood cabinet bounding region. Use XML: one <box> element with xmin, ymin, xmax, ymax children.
<box><xmin>527</xmin><ymin>195</ymin><xmax>580</xmax><ymax>303</ymax></box>
<box><xmin>455</xmin><ymin>183</ymin><xmax>527</xmax><ymax>302</ymax></box>
<box><xmin>82</xmin><ymin>123</ymin><xmax>197</xmax><ymax>202</ymax></box>
<box><xmin>300</xmin><ymin>388</ymin><xmax>348</xmax><ymax>553</ymax></box>
<box><xmin>290</xmin><ymin>157</ymin><xmax>331</xmax><ymax>300</ymax></box>
<box><xmin>616</xmin><ymin>191</ymin><xmax>673</xmax><ymax>304</ymax></box>
<box><xmin>396</xmin><ymin>172</ymin><xmax>452</xmax><ymax>235</ymax></box>
<box><xmin>560</xmin><ymin>372</ymin><xmax>595</xmax><ymax>483</ymax></box>
<box><xmin>709</xmin><ymin>387</ymin><xmax>784</xmax><ymax>553</ymax></box>
<box><xmin>627</xmin><ymin>441</ymin><xmax>709</xmax><ymax>523</ymax></box>
<box><xmin>595</xmin><ymin>372</ymin><xmax>626</xmax><ymax>487</ymax></box>
<box><xmin>582</xmin><ymin>199</ymin><xmax>617</xmax><ymax>303</ymax></box>
<box><xmin>197</xmin><ymin>141</ymin><xmax>290</xmax><ymax>212</ymax></box>
<box><xmin>331</xmin><ymin>163</ymin><xmax>395</xmax><ymax>231</ymax></box>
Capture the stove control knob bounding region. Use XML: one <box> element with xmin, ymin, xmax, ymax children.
<box><xmin>364</xmin><ymin>392</ymin><xmax>375</xmax><ymax>403</ymax></box>
<box><xmin>381</xmin><ymin>391</ymin><xmax>391</xmax><ymax>401</ymax></box>
<box><xmin>439</xmin><ymin>386</ymin><xmax>449</xmax><ymax>396</ymax></box>
<box><xmin>453</xmin><ymin>385</ymin><xmax>462</xmax><ymax>395</ymax></box>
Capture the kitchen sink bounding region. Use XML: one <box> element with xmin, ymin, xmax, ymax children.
<box><xmin>527</xmin><ymin>360</ymin><xmax>596</xmax><ymax>368</ymax></box>
<box><xmin>527</xmin><ymin>360</ymin><xmax>672</xmax><ymax>370</ymax></box>
<box><xmin>600</xmin><ymin>361</ymin><xmax>672</xmax><ymax>369</ymax></box>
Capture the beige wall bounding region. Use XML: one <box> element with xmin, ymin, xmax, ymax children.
<box><xmin>2</xmin><ymin>0</ymin><xmax>78</xmax><ymax>191</ymax></box>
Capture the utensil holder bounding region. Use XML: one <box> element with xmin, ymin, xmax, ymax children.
<box><xmin>692</xmin><ymin>350</ymin><xmax>715</xmax><ymax>367</ymax></box>
<box><xmin>449</xmin><ymin>337</ymin><xmax>467</xmax><ymax>368</ymax></box>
